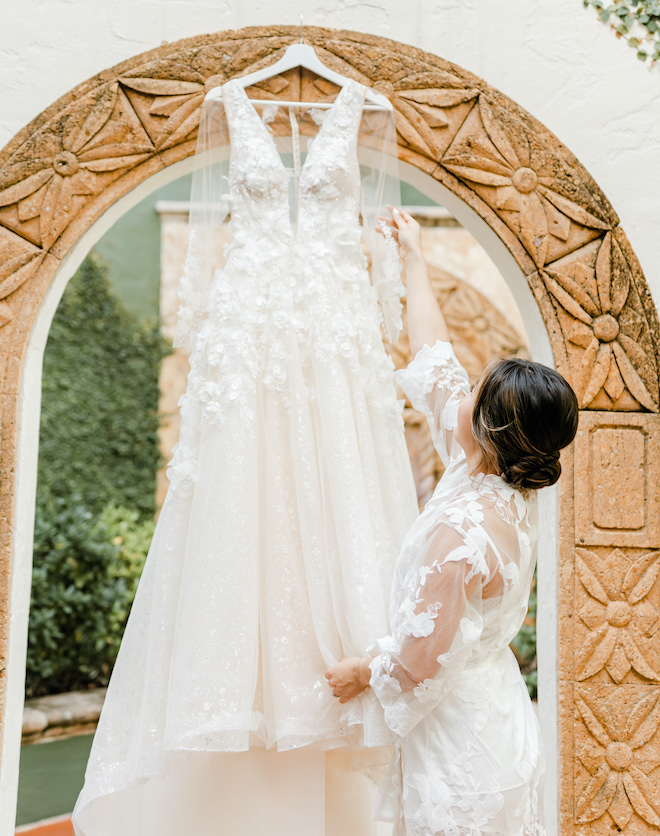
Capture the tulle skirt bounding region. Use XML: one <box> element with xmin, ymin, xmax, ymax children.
<box><xmin>73</xmin><ymin>257</ymin><xmax>418</xmax><ymax>834</ymax></box>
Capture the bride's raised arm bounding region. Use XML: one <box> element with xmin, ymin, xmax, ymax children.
<box><xmin>382</xmin><ymin>208</ymin><xmax>449</xmax><ymax>355</ymax></box>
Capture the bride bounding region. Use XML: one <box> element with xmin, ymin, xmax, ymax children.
<box><xmin>326</xmin><ymin>208</ymin><xmax>579</xmax><ymax>836</ymax></box>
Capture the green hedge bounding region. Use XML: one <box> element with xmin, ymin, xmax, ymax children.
<box><xmin>27</xmin><ymin>254</ymin><xmax>167</xmax><ymax>697</ymax></box>
<box><xmin>37</xmin><ymin>254</ymin><xmax>167</xmax><ymax>518</ymax></box>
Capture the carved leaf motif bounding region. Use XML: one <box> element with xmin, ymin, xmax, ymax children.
<box><xmin>542</xmin><ymin>197</ymin><xmax>571</xmax><ymax>242</ymax></box>
<box><xmin>595</xmin><ymin>231</ymin><xmax>613</xmax><ymax>315</ymax></box>
<box><xmin>582</xmin><ymin>343</ymin><xmax>611</xmax><ymax>407</ymax></box>
<box><xmin>83</xmin><ymin>154</ymin><xmax>150</xmax><ymax>172</ymax></box>
<box><xmin>634</xmin><ymin>600</ymin><xmax>660</xmax><ymax>638</ymax></box>
<box><xmin>548</xmin><ymin>269</ymin><xmax>600</xmax><ymax>318</ymax></box>
<box><xmin>577</xmin><ymin>740</ymin><xmax>607</xmax><ymax>775</ymax></box>
<box><xmin>623</xmin><ymin>768</ymin><xmax>660</xmax><ymax>826</ymax></box>
<box><xmin>618</xmin><ymin>333</ymin><xmax>659</xmax><ymax>397</ymax></box>
<box><xmin>576</xmin><ymin>623</ymin><xmax>617</xmax><ymax>680</ymax></box>
<box><xmin>478</xmin><ymin>97</ymin><xmax>521</xmax><ymax>170</ymax></box>
<box><xmin>121</xmin><ymin>78</ymin><xmax>202</xmax><ymax>96</ymax></box>
<box><xmin>78</xmin><ymin>143</ymin><xmax>153</xmax><ymax>161</ymax></box>
<box><xmin>605</xmin><ymin>638</ymin><xmax>632</xmax><ymax>683</ymax></box>
<box><xmin>156</xmin><ymin>93</ymin><xmax>204</xmax><ymax>150</ymax></box>
<box><xmin>568</xmin><ymin>321</ymin><xmax>595</xmax><ymax>349</ymax></box>
<box><xmin>581</xmin><ymin>689</ymin><xmax>620</xmax><ymax>741</ymax></box>
<box><xmin>623</xmin><ymin>552</ymin><xmax>660</xmax><ymax>604</ymax></box>
<box><xmin>609</xmin><ymin>235</ymin><xmax>632</xmax><ymax>317</ymax></box>
<box><xmin>407</xmin><ymin>101</ymin><xmax>448</xmax><ymax>129</ymax></box>
<box><xmin>634</xmin><ymin>742</ymin><xmax>660</xmax><ymax>774</ymax></box>
<box><xmin>608</xmin><ymin>778</ymin><xmax>634</xmax><ymax>829</ymax></box>
<box><xmin>625</xmin><ymin>690</ymin><xmax>660</xmax><ymax>748</ymax></box>
<box><xmin>537</xmin><ymin>186</ymin><xmax>610</xmax><ymax>232</ymax></box>
<box><xmin>150</xmin><ymin>94</ymin><xmax>195</xmax><ymax>117</ymax></box>
<box><xmin>394</xmin><ymin>105</ymin><xmax>433</xmax><ymax>157</ymax></box>
<box><xmin>575</xmin><ymin>340</ymin><xmax>598</xmax><ymax>405</ymax></box>
<box><xmin>576</xmin><ymin>695</ymin><xmax>613</xmax><ymax>748</ymax></box>
<box><xmin>519</xmin><ymin>191</ymin><xmax>548</xmax><ymax>267</ymax></box>
<box><xmin>576</xmin><ymin>550</ymin><xmax>611</xmax><ymax>604</ymax></box>
<box><xmin>0</xmin><ymin>254</ymin><xmax>44</xmax><ymax>301</ymax></box>
<box><xmin>39</xmin><ymin>176</ymin><xmax>64</xmax><ymax>249</ymax></box>
<box><xmin>0</xmin><ymin>169</ymin><xmax>53</xmax><ymax>208</ymax></box>
<box><xmin>444</xmin><ymin>164</ymin><xmax>510</xmax><ymax>187</ymax></box>
<box><xmin>160</xmin><ymin>103</ymin><xmax>203</xmax><ymax>150</ymax></box>
<box><xmin>578</xmin><ymin>597</ymin><xmax>607</xmax><ymax>630</ymax></box>
<box><xmin>575</xmin><ymin>763</ymin><xmax>619</xmax><ymax>822</ymax></box>
<box><xmin>620</xmin><ymin>631</ymin><xmax>660</xmax><ymax>681</ymax></box>
<box><xmin>603</xmin><ymin>361</ymin><xmax>625</xmax><ymax>401</ymax></box>
<box><xmin>612</xmin><ymin>341</ymin><xmax>658</xmax><ymax>411</ymax></box>
<box><xmin>398</xmin><ymin>88</ymin><xmax>478</xmax><ymax>108</ymax></box>
<box><xmin>66</xmin><ymin>83</ymin><xmax>119</xmax><ymax>155</ymax></box>
<box><xmin>541</xmin><ymin>271</ymin><xmax>593</xmax><ymax>325</ymax></box>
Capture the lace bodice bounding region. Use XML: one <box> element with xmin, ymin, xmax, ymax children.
<box><xmin>369</xmin><ymin>341</ymin><xmax>539</xmax><ymax>737</ymax></box>
<box><xmin>223</xmin><ymin>78</ymin><xmax>363</xmax><ymax>239</ymax></box>
<box><xmin>175</xmin><ymin>78</ymin><xmax>404</xmax><ymax>350</ymax></box>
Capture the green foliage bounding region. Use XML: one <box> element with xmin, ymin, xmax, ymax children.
<box><xmin>511</xmin><ymin>573</ymin><xmax>538</xmax><ymax>700</ymax></box>
<box><xmin>37</xmin><ymin>253</ymin><xmax>169</xmax><ymax>518</ymax></box>
<box><xmin>28</xmin><ymin>252</ymin><xmax>167</xmax><ymax>696</ymax></box>
<box><xmin>27</xmin><ymin>499</ymin><xmax>155</xmax><ymax>697</ymax></box>
<box><xmin>583</xmin><ymin>0</ymin><xmax>660</xmax><ymax>64</ymax></box>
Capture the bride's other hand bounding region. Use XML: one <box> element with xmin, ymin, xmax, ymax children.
<box><xmin>377</xmin><ymin>206</ymin><xmax>423</xmax><ymax>262</ymax></box>
<box><xmin>325</xmin><ymin>657</ymin><xmax>371</xmax><ymax>704</ymax></box>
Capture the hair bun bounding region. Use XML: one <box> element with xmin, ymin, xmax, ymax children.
<box><xmin>503</xmin><ymin>450</ymin><xmax>561</xmax><ymax>491</ymax></box>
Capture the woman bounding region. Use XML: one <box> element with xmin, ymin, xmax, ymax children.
<box><xmin>325</xmin><ymin>208</ymin><xmax>578</xmax><ymax>835</ymax></box>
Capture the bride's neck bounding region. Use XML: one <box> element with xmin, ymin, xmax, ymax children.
<box><xmin>462</xmin><ymin>435</ymin><xmax>499</xmax><ymax>478</ymax></box>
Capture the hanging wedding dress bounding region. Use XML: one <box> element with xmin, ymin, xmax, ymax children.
<box><xmin>73</xmin><ymin>78</ymin><xmax>418</xmax><ymax>836</ymax></box>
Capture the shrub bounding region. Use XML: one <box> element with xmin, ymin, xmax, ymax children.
<box><xmin>27</xmin><ymin>253</ymin><xmax>166</xmax><ymax>696</ymax></box>
<box><xmin>27</xmin><ymin>498</ymin><xmax>154</xmax><ymax>697</ymax></box>
<box><xmin>37</xmin><ymin>253</ymin><xmax>168</xmax><ymax>518</ymax></box>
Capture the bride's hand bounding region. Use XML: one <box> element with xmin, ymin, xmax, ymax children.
<box><xmin>325</xmin><ymin>657</ymin><xmax>371</xmax><ymax>704</ymax></box>
<box><xmin>377</xmin><ymin>206</ymin><xmax>423</xmax><ymax>261</ymax></box>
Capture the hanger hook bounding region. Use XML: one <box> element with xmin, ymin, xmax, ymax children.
<box><xmin>300</xmin><ymin>14</ymin><xmax>304</xmax><ymax>44</ymax></box>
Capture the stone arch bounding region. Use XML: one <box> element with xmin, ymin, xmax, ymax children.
<box><xmin>1</xmin><ymin>26</ymin><xmax>659</xmax><ymax>835</ymax></box>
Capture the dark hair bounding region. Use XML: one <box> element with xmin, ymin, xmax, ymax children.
<box><xmin>471</xmin><ymin>357</ymin><xmax>579</xmax><ymax>491</ymax></box>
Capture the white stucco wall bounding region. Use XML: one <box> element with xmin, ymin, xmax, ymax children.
<box><xmin>2</xmin><ymin>0</ymin><xmax>659</xmax><ymax>302</ymax></box>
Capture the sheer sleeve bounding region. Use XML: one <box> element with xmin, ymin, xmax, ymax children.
<box><xmin>394</xmin><ymin>341</ymin><xmax>471</xmax><ymax>466</ymax></box>
<box><xmin>369</xmin><ymin>521</ymin><xmax>493</xmax><ymax>737</ymax></box>
<box><xmin>358</xmin><ymin>103</ymin><xmax>406</xmax><ymax>344</ymax></box>
<box><xmin>173</xmin><ymin>95</ymin><xmax>230</xmax><ymax>348</ymax></box>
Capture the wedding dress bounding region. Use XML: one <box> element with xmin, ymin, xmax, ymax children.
<box><xmin>368</xmin><ymin>342</ymin><xmax>545</xmax><ymax>836</ymax></box>
<box><xmin>73</xmin><ymin>78</ymin><xmax>418</xmax><ymax>835</ymax></box>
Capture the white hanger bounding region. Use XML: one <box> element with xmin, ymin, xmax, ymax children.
<box><xmin>205</xmin><ymin>16</ymin><xmax>392</xmax><ymax>111</ymax></box>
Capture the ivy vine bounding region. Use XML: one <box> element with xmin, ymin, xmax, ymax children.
<box><xmin>583</xmin><ymin>0</ymin><xmax>660</xmax><ymax>64</ymax></box>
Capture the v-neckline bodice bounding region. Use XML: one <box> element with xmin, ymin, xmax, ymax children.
<box><xmin>222</xmin><ymin>78</ymin><xmax>364</xmax><ymax>180</ymax></box>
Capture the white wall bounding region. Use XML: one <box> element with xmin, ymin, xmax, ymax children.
<box><xmin>2</xmin><ymin>0</ymin><xmax>660</xmax><ymax>304</ymax></box>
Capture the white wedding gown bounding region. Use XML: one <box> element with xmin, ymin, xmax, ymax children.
<box><xmin>73</xmin><ymin>78</ymin><xmax>418</xmax><ymax>835</ymax></box>
<box><xmin>368</xmin><ymin>342</ymin><xmax>545</xmax><ymax>836</ymax></box>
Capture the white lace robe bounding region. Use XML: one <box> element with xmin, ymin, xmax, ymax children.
<box><xmin>368</xmin><ymin>341</ymin><xmax>545</xmax><ymax>836</ymax></box>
